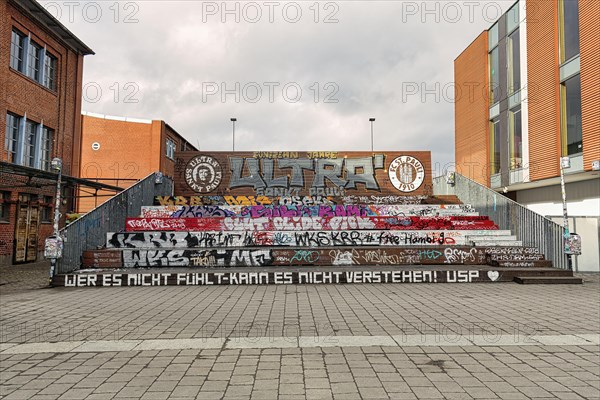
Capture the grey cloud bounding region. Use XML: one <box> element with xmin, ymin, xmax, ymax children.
<box><xmin>40</xmin><ymin>0</ymin><xmax>513</xmax><ymax>169</ymax></box>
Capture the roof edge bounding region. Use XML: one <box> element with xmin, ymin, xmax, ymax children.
<box><xmin>10</xmin><ymin>0</ymin><xmax>94</xmax><ymax>55</ymax></box>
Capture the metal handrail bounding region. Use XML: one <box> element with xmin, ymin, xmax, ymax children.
<box><xmin>56</xmin><ymin>172</ymin><xmax>173</xmax><ymax>274</ymax></box>
<box><xmin>433</xmin><ymin>173</ymin><xmax>568</xmax><ymax>269</ymax></box>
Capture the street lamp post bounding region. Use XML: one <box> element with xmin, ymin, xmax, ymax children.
<box><xmin>559</xmin><ymin>156</ymin><xmax>573</xmax><ymax>270</ymax></box>
<box><xmin>46</xmin><ymin>158</ymin><xmax>64</xmax><ymax>284</ymax></box>
<box><xmin>231</xmin><ymin>118</ymin><xmax>237</xmax><ymax>151</ymax></box>
<box><xmin>369</xmin><ymin>118</ymin><xmax>375</xmax><ymax>152</ymax></box>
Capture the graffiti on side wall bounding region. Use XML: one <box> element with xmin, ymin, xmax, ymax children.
<box><xmin>105</xmin><ymin>246</ymin><xmax>489</xmax><ymax>268</ymax></box>
<box><xmin>122</xmin><ymin>249</ymin><xmax>274</xmax><ymax>267</ymax></box>
<box><xmin>125</xmin><ymin>216</ymin><xmax>497</xmax><ymax>232</ymax></box>
<box><xmin>140</xmin><ymin>204</ymin><xmax>478</xmax><ymax>219</ymax></box>
<box><xmin>154</xmin><ymin>195</ymin><xmax>436</xmax><ymax>206</ymax></box>
<box><xmin>106</xmin><ymin>230</ymin><xmax>503</xmax><ymax>249</ymax></box>
<box><xmin>154</xmin><ymin>195</ymin><xmax>337</xmax><ymax>206</ymax></box>
<box><xmin>341</xmin><ymin>195</ymin><xmax>427</xmax><ymax>205</ymax></box>
<box><xmin>485</xmin><ymin>247</ymin><xmax>545</xmax><ymax>261</ymax></box>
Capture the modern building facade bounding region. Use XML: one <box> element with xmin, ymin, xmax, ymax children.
<box><xmin>1</xmin><ymin>0</ymin><xmax>95</xmax><ymax>265</ymax></box>
<box><xmin>454</xmin><ymin>0</ymin><xmax>599</xmax><ymax>271</ymax></box>
<box><xmin>77</xmin><ymin>112</ymin><xmax>198</xmax><ymax>212</ymax></box>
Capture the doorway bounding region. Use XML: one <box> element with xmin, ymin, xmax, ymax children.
<box><xmin>14</xmin><ymin>193</ymin><xmax>40</xmax><ymax>263</ymax></box>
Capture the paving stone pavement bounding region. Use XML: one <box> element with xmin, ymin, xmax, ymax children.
<box><xmin>0</xmin><ymin>268</ymin><xmax>599</xmax><ymax>399</ymax></box>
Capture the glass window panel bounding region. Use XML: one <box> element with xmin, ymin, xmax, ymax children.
<box><xmin>507</xmin><ymin>3</ymin><xmax>520</xmax><ymax>33</ymax></box>
<box><xmin>44</xmin><ymin>54</ymin><xmax>57</xmax><ymax>90</ymax></box>
<box><xmin>488</xmin><ymin>23</ymin><xmax>499</xmax><ymax>50</ymax></box>
<box><xmin>27</xmin><ymin>41</ymin><xmax>42</xmax><ymax>81</ymax></box>
<box><xmin>41</xmin><ymin>127</ymin><xmax>54</xmax><ymax>171</ymax></box>
<box><xmin>562</xmin><ymin>74</ymin><xmax>582</xmax><ymax>155</ymax></box>
<box><xmin>561</xmin><ymin>0</ymin><xmax>580</xmax><ymax>62</ymax></box>
<box><xmin>5</xmin><ymin>113</ymin><xmax>20</xmax><ymax>163</ymax></box>
<box><xmin>508</xmin><ymin>29</ymin><xmax>521</xmax><ymax>95</ymax></box>
<box><xmin>10</xmin><ymin>29</ymin><xmax>25</xmax><ymax>71</ymax></box>
<box><xmin>24</xmin><ymin>121</ymin><xmax>37</xmax><ymax>167</ymax></box>
<box><xmin>490</xmin><ymin>118</ymin><xmax>501</xmax><ymax>175</ymax></box>
<box><xmin>489</xmin><ymin>47</ymin><xmax>500</xmax><ymax>104</ymax></box>
<box><xmin>510</xmin><ymin>107</ymin><xmax>522</xmax><ymax>170</ymax></box>
<box><xmin>166</xmin><ymin>139</ymin><xmax>175</xmax><ymax>159</ymax></box>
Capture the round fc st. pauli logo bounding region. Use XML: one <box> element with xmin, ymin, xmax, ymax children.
<box><xmin>185</xmin><ymin>155</ymin><xmax>223</xmax><ymax>193</ymax></box>
<box><xmin>388</xmin><ymin>156</ymin><xmax>425</xmax><ymax>193</ymax></box>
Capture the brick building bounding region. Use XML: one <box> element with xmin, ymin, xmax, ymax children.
<box><xmin>77</xmin><ymin>112</ymin><xmax>197</xmax><ymax>212</ymax></box>
<box><xmin>454</xmin><ymin>0</ymin><xmax>599</xmax><ymax>271</ymax></box>
<box><xmin>0</xmin><ymin>0</ymin><xmax>99</xmax><ymax>265</ymax></box>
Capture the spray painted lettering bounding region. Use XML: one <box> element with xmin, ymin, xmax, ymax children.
<box><xmin>140</xmin><ymin>204</ymin><xmax>479</xmax><ymax>219</ymax></box>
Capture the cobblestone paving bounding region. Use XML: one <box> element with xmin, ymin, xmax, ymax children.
<box><xmin>0</xmin><ymin>268</ymin><xmax>598</xmax><ymax>399</ymax></box>
<box><xmin>0</xmin><ymin>261</ymin><xmax>50</xmax><ymax>294</ymax></box>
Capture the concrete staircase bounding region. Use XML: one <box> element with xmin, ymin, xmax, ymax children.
<box><xmin>52</xmin><ymin>195</ymin><xmax>578</xmax><ymax>287</ymax></box>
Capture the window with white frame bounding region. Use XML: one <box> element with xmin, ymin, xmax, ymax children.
<box><xmin>27</xmin><ymin>41</ymin><xmax>42</xmax><ymax>81</ymax></box>
<box><xmin>5</xmin><ymin>113</ymin><xmax>21</xmax><ymax>163</ymax></box>
<box><xmin>10</xmin><ymin>29</ymin><xmax>26</xmax><ymax>71</ymax></box>
<box><xmin>10</xmin><ymin>28</ymin><xmax>58</xmax><ymax>91</ymax></box>
<box><xmin>166</xmin><ymin>138</ymin><xmax>176</xmax><ymax>160</ymax></box>
<box><xmin>24</xmin><ymin>120</ymin><xmax>38</xmax><ymax>168</ymax></box>
<box><xmin>41</xmin><ymin>127</ymin><xmax>54</xmax><ymax>171</ymax></box>
<box><xmin>44</xmin><ymin>54</ymin><xmax>57</xmax><ymax>90</ymax></box>
<box><xmin>5</xmin><ymin>112</ymin><xmax>55</xmax><ymax>170</ymax></box>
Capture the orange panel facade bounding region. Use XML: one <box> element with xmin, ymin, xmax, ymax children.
<box><xmin>525</xmin><ymin>0</ymin><xmax>561</xmax><ymax>182</ymax></box>
<box><xmin>454</xmin><ymin>32</ymin><xmax>489</xmax><ymax>186</ymax></box>
<box><xmin>579</xmin><ymin>0</ymin><xmax>600</xmax><ymax>170</ymax></box>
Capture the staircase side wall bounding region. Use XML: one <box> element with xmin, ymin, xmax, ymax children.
<box><xmin>56</xmin><ymin>173</ymin><xmax>173</xmax><ymax>274</ymax></box>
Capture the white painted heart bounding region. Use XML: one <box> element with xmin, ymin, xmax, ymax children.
<box><xmin>488</xmin><ymin>271</ymin><xmax>500</xmax><ymax>282</ymax></box>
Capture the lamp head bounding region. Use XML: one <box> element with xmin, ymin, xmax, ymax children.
<box><xmin>51</xmin><ymin>158</ymin><xmax>62</xmax><ymax>171</ymax></box>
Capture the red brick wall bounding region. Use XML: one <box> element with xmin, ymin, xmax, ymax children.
<box><xmin>0</xmin><ymin>1</ymin><xmax>86</xmax><ymax>265</ymax></box>
<box><xmin>0</xmin><ymin>176</ymin><xmax>60</xmax><ymax>263</ymax></box>
<box><xmin>77</xmin><ymin>115</ymin><xmax>156</xmax><ymax>212</ymax></box>
<box><xmin>1</xmin><ymin>1</ymin><xmax>84</xmax><ymax>175</ymax></box>
<box><xmin>77</xmin><ymin>116</ymin><xmax>195</xmax><ymax>212</ymax></box>
<box><xmin>163</xmin><ymin>123</ymin><xmax>189</xmax><ymax>179</ymax></box>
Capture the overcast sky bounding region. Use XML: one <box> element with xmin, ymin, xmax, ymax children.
<box><xmin>40</xmin><ymin>0</ymin><xmax>512</xmax><ymax>173</ymax></box>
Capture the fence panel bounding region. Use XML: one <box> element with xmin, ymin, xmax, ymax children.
<box><xmin>57</xmin><ymin>173</ymin><xmax>173</xmax><ymax>274</ymax></box>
